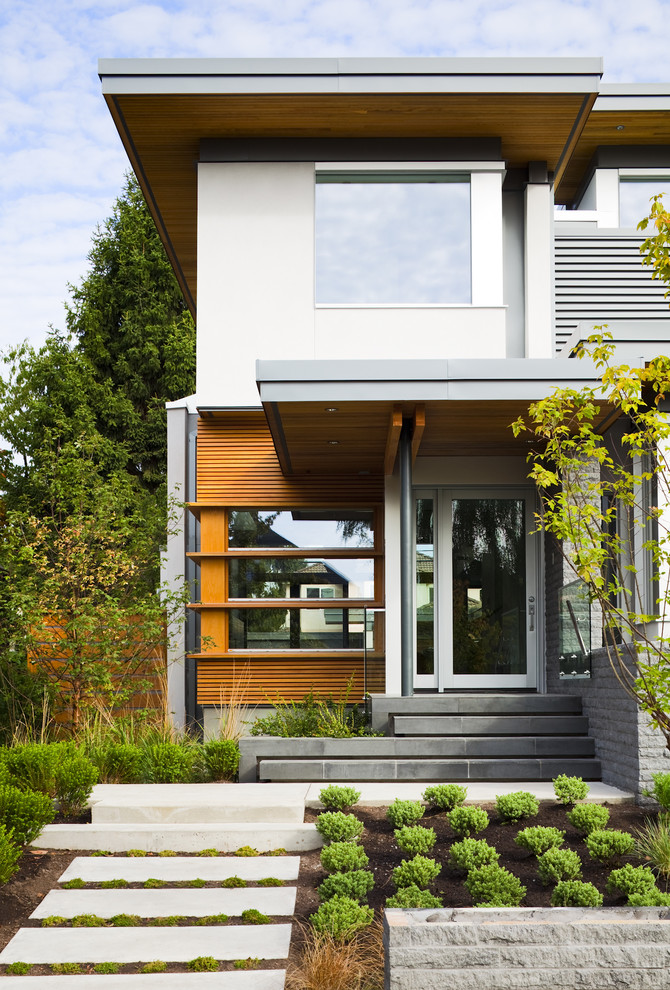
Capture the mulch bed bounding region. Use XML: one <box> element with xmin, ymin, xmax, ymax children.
<box><xmin>0</xmin><ymin>800</ymin><xmax>658</xmax><ymax>976</ymax></box>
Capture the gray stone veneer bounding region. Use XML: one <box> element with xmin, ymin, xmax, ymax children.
<box><xmin>385</xmin><ymin>907</ymin><xmax>670</xmax><ymax>990</ymax></box>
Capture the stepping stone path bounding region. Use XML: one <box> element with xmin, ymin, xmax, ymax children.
<box><xmin>0</xmin><ymin>855</ymin><xmax>299</xmax><ymax>987</ymax></box>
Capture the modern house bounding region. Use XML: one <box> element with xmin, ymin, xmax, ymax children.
<box><xmin>99</xmin><ymin>57</ymin><xmax>670</xmax><ymax>796</ymax></box>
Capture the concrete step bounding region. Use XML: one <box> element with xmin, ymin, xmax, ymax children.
<box><xmin>258</xmin><ymin>757</ymin><xmax>602</xmax><ymax>782</ymax></box>
<box><xmin>32</xmin><ymin>887</ymin><xmax>297</xmax><ymax>919</ymax></box>
<box><xmin>90</xmin><ymin>784</ymin><xmax>307</xmax><ymax>825</ymax></box>
<box><xmin>369</xmin><ymin>693</ymin><xmax>583</xmax><ymax>733</ymax></box>
<box><xmin>59</xmin><ymin>856</ymin><xmax>300</xmax><ymax>884</ymax></box>
<box><xmin>391</xmin><ymin>715</ymin><xmax>589</xmax><ymax>736</ymax></box>
<box><xmin>32</xmin><ymin>822</ymin><xmax>322</xmax><ymax>853</ymax></box>
<box><xmin>0</xmin><ymin>975</ymin><xmax>285</xmax><ymax>989</ymax></box>
<box><xmin>0</xmin><ymin>925</ymin><xmax>292</xmax><ymax>965</ymax></box>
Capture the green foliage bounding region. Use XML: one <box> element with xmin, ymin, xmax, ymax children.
<box><xmin>422</xmin><ymin>784</ymin><xmax>467</xmax><ymax>811</ymax></box>
<box><xmin>495</xmin><ymin>791</ymin><xmax>540</xmax><ymax>824</ymax></box>
<box><xmin>159</xmin><ymin>850</ymin><xmax>177</xmax><ymax>857</ymax></box>
<box><xmin>143</xmin><ymin>878</ymin><xmax>164</xmax><ymax>888</ymax></box>
<box><xmin>607</xmin><ymin>864</ymin><xmax>659</xmax><ymax>899</ymax></box>
<box><xmin>0</xmin><ymin>784</ymin><xmax>55</xmax><ymax>844</ymax></box>
<box><xmin>187</xmin><ymin>956</ymin><xmax>219</xmax><ymax>972</ymax></box>
<box><xmin>318</xmin><ymin>870</ymin><xmax>375</xmax><ymax>903</ymax></box>
<box><xmin>221</xmin><ymin>876</ymin><xmax>246</xmax><ymax>888</ymax></box>
<box><xmin>143</xmin><ymin>743</ymin><xmax>197</xmax><ymax>783</ymax></box>
<box><xmin>319</xmin><ymin>785</ymin><xmax>361</xmax><ymax>811</ymax></box>
<box><xmin>62</xmin><ymin>878</ymin><xmax>84</xmax><ymax>889</ymax></box>
<box><xmin>464</xmin><ymin>864</ymin><xmax>526</xmax><ymax>907</ymax></box>
<box><xmin>394</xmin><ymin>825</ymin><xmax>436</xmax><ymax>857</ymax></box>
<box><xmin>234</xmin><ymin>958</ymin><xmax>261</xmax><ymax>970</ymax></box>
<box><xmin>649</xmin><ymin>772</ymin><xmax>670</xmax><ymax>811</ymax></box>
<box><xmin>448</xmin><ymin>838</ymin><xmax>500</xmax><ymax>872</ymax></box>
<box><xmin>3</xmin><ymin>743</ymin><xmax>70</xmax><ymax>797</ymax></box>
<box><xmin>197</xmin><ymin>849</ymin><xmax>217</xmax><ymax>857</ymax></box>
<box><xmin>90</xmin><ymin>850</ymin><xmax>111</xmax><ymax>857</ymax></box>
<box><xmin>553</xmin><ymin>775</ymin><xmax>590</xmax><ymax>806</ymax></box>
<box><xmin>316</xmin><ymin>812</ymin><xmax>364</xmax><ymax>844</ymax></box>
<box><xmin>203</xmin><ymin>739</ymin><xmax>239</xmax><ymax>782</ymax></box>
<box><xmin>634</xmin><ymin>813</ymin><xmax>670</xmax><ymax>885</ymax></box>
<box><xmin>54</xmin><ymin>754</ymin><xmax>98</xmax><ymax>816</ymax></box>
<box><xmin>251</xmin><ymin>678</ymin><xmax>369</xmax><ymax>738</ymax></box>
<box><xmin>551</xmin><ymin>880</ymin><xmax>604</xmax><ymax>907</ymax></box>
<box><xmin>51</xmin><ymin>963</ymin><xmax>82</xmax><ymax>975</ymax></box>
<box><xmin>141</xmin><ymin>961</ymin><xmax>167</xmax><ymax>973</ymax></box>
<box><xmin>515</xmin><ymin>826</ymin><xmax>566</xmax><ymax>856</ymax></box>
<box><xmin>258</xmin><ymin>877</ymin><xmax>283</xmax><ymax>886</ymax></box>
<box><xmin>267</xmin><ymin>848</ymin><xmax>287</xmax><ymax>856</ymax></box>
<box><xmin>385</xmin><ymin>885</ymin><xmax>443</xmax><ymax>909</ymax></box>
<box><xmin>110</xmin><ymin>914</ymin><xmax>140</xmax><ymax>926</ymax></box>
<box><xmin>386</xmin><ymin>799</ymin><xmax>425</xmax><ymax>829</ymax></box>
<box><xmin>392</xmin><ymin>855</ymin><xmax>441</xmax><ymax>890</ymax></box>
<box><xmin>194</xmin><ymin>914</ymin><xmax>229</xmax><ymax>925</ymax></box>
<box><xmin>310</xmin><ymin>895</ymin><xmax>373</xmax><ymax>941</ymax></box>
<box><xmin>149</xmin><ymin>916</ymin><xmax>184</xmax><ymax>926</ymax></box>
<box><xmin>6</xmin><ymin>962</ymin><xmax>31</xmax><ymax>974</ymax></box>
<box><xmin>127</xmin><ymin>849</ymin><xmax>146</xmax><ymax>857</ymax></box>
<box><xmin>94</xmin><ymin>963</ymin><xmax>120</xmax><ymax>974</ymax></box>
<box><xmin>320</xmin><ymin>842</ymin><xmax>369</xmax><ymax>875</ymax></box>
<box><xmin>92</xmin><ymin>744</ymin><xmax>143</xmax><ymax>784</ymax></box>
<box><xmin>235</xmin><ymin>845</ymin><xmax>260</xmax><ymax>857</ymax></box>
<box><xmin>567</xmin><ymin>804</ymin><xmax>610</xmax><ymax>835</ymax></box>
<box><xmin>100</xmin><ymin>879</ymin><xmax>128</xmax><ymax>888</ymax></box>
<box><xmin>41</xmin><ymin>916</ymin><xmax>67</xmax><ymax>927</ymax></box>
<box><xmin>537</xmin><ymin>847</ymin><xmax>582</xmax><ymax>885</ymax></box>
<box><xmin>241</xmin><ymin>907</ymin><xmax>272</xmax><ymax>924</ymax></box>
<box><xmin>628</xmin><ymin>890</ymin><xmax>670</xmax><ymax>906</ymax></box>
<box><xmin>189</xmin><ymin>878</ymin><xmax>206</xmax><ymax>888</ymax></box>
<box><xmin>584</xmin><ymin>829</ymin><xmax>635</xmax><ymax>866</ymax></box>
<box><xmin>0</xmin><ymin>825</ymin><xmax>21</xmax><ymax>884</ymax></box>
<box><xmin>72</xmin><ymin>914</ymin><xmax>106</xmax><ymax>927</ymax></box>
<box><xmin>447</xmin><ymin>805</ymin><xmax>489</xmax><ymax>837</ymax></box>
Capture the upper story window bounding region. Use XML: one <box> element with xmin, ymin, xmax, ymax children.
<box><xmin>619</xmin><ymin>173</ymin><xmax>670</xmax><ymax>228</ymax></box>
<box><xmin>315</xmin><ymin>172</ymin><xmax>471</xmax><ymax>305</ymax></box>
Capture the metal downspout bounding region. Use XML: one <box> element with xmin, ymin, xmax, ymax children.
<box><xmin>399</xmin><ymin>420</ymin><xmax>414</xmax><ymax>697</ymax></box>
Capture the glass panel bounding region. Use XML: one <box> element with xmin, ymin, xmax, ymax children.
<box><xmin>558</xmin><ymin>579</ymin><xmax>592</xmax><ymax>677</ymax></box>
<box><xmin>452</xmin><ymin>498</ymin><xmax>527</xmax><ymax>676</ymax></box>
<box><xmin>228</xmin><ymin>608</ymin><xmax>368</xmax><ymax>649</ymax></box>
<box><xmin>416</xmin><ymin>498</ymin><xmax>435</xmax><ymax>676</ymax></box>
<box><xmin>228</xmin><ymin>510</ymin><xmax>374</xmax><ymax>549</ymax></box>
<box><xmin>228</xmin><ymin>558</ymin><xmax>374</xmax><ymax>599</ymax></box>
<box><xmin>316</xmin><ymin>179</ymin><xmax>471</xmax><ymax>304</ymax></box>
<box><xmin>619</xmin><ymin>178</ymin><xmax>670</xmax><ymax>228</ymax></box>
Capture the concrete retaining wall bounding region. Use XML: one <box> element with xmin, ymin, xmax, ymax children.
<box><xmin>385</xmin><ymin>907</ymin><xmax>670</xmax><ymax>990</ymax></box>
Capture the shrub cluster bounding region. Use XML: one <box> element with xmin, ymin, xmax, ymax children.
<box><xmin>394</xmin><ymin>825</ymin><xmax>436</xmax><ymax>857</ymax></box>
<box><xmin>422</xmin><ymin>784</ymin><xmax>467</xmax><ymax>811</ymax></box>
<box><xmin>316</xmin><ymin>812</ymin><xmax>364</xmax><ymax>844</ymax></box>
<box><xmin>567</xmin><ymin>804</ymin><xmax>610</xmax><ymax>835</ymax></box>
<box><xmin>607</xmin><ymin>864</ymin><xmax>658</xmax><ymax>900</ymax></box>
<box><xmin>447</xmin><ymin>806</ymin><xmax>489</xmax><ymax>837</ymax></box>
<box><xmin>551</xmin><ymin>880</ymin><xmax>603</xmax><ymax>907</ymax></box>
<box><xmin>515</xmin><ymin>826</ymin><xmax>565</xmax><ymax>856</ymax></box>
<box><xmin>386</xmin><ymin>885</ymin><xmax>443</xmax><ymax>908</ymax></box>
<box><xmin>202</xmin><ymin>740</ymin><xmax>239</xmax><ymax>782</ymax></box>
<box><xmin>55</xmin><ymin>756</ymin><xmax>99</xmax><ymax>816</ymax></box>
<box><xmin>318</xmin><ymin>869</ymin><xmax>375</xmax><ymax>903</ymax></box>
<box><xmin>537</xmin><ymin>847</ymin><xmax>582</xmax><ymax>885</ymax></box>
<box><xmin>310</xmin><ymin>895</ymin><xmax>374</xmax><ymax>940</ymax></box>
<box><xmin>464</xmin><ymin>864</ymin><xmax>526</xmax><ymax>907</ymax></box>
<box><xmin>495</xmin><ymin>791</ymin><xmax>539</xmax><ymax>824</ymax></box>
<box><xmin>584</xmin><ymin>829</ymin><xmax>635</xmax><ymax>866</ymax></box>
<box><xmin>386</xmin><ymin>799</ymin><xmax>425</xmax><ymax>828</ymax></box>
<box><xmin>0</xmin><ymin>825</ymin><xmax>21</xmax><ymax>884</ymax></box>
<box><xmin>320</xmin><ymin>842</ymin><xmax>369</xmax><ymax>874</ymax></box>
<box><xmin>392</xmin><ymin>855</ymin><xmax>441</xmax><ymax>890</ymax></box>
<box><xmin>449</xmin><ymin>838</ymin><xmax>499</xmax><ymax>872</ymax></box>
<box><xmin>0</xmin><ymin>784</ymin><xmax>55</xmax><ymax>844</ymax></box>
<box><xmin>649</xmin><ymin>772</ymin><xmax>670</xmax><ymax>811</ymax></box>
<box><xmin>319</xmin><ymin>785</ymin><xmax>361</xmax><ymax>811</ymax></box>
<box><xmin>553</xmin><ymin>775</ymin><xmax>590</xmax><ymax>806</ymax></box>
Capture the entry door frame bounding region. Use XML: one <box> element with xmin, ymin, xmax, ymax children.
<box><xmin>414</xmin><ymin>486</ymin><xmax>541</xmax><ymax>692</ymax></box>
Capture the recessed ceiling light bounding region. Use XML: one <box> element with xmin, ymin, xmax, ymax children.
<box><xmin>616</xmin><ymin>124</ymin><xmax>625</xmax><ymax>131</ymax></box>
<box><xmin>327</xmin><ymin>440</ymin><xmax>339</xmax><ymax>445</ymax></box>
<box><xmin>325</xmin><ymin>406</ymin><xmax>339</xmax><ymax>412</ymax></box>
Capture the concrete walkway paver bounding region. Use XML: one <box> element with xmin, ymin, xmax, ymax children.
<box><xmin>59</xmin><ymin>856</ymin><xmax>300</xmax><ymax>883</ymax></box>
<box><xmin>35</xmin><ymin>822</ymin><xmax>320</xmax><ymax>853</ymax></box>
<box><xmin>90</xmin><ymin>784</ymin><xmax>308</xmax><ymax>824</ymax></box>
<box><xmin>31</xmin><ymin>887</ymin><xmax>296</xmax><ymax>918</ymax></box>
<box><xmin>0</xmin><ymin>976</ymin><xmax>285</xmax><ymax>989</ymax></box>
<box><xmin>304</xmin><ymin>780</ymin><xmax>635</xmax><ymax>807</ymax></box>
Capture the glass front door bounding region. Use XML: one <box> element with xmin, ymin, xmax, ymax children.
<box><xmin>414</xmin><ymin>489</ymin><xmax>538</xmax><ymax>690</ymax></box>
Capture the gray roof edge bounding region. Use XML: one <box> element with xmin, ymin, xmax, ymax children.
<box><xmin>600</xmin><ymin>83</ymin><xmax>670</xmax><ymax>96</ymax></box>
<box><xmin>98</xmin><ymin>56</ymin><xmax>604</xmax><ymax>79</ymax></box>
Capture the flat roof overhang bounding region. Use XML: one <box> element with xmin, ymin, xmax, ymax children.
<box><xmin>251</xmin><ymin>358</ymin><xmax>617</xmax><ymax>476</ymax></box>
<box><xmin>99</xmin><ymin>56</ymin><xmax>602</xmax><ymax>314</ymax></box>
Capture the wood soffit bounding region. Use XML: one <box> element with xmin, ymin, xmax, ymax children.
<box><xmin>105</xmin><ymin>90</ymin><xmax>597</xmax><ymax>311</ymax></box>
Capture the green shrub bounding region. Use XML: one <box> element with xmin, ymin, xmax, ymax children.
<box><xmin>394</xmin><ymin>825</ymin><xmax>436</xmax><ymax>857</ymax></box>
<box><xmin>422</xmin><ymin>784</ymin><xmax>467</xmax><ymax>811</ymax></box>
<box><xmin>310</xmin><ymin>895</ymin><xmax>373</xmax><ymax>940</ymax></box>
<box><xmin>495</xmin><ymin>791</ymin><xmax>539</xmax><ymax>824</ymax></box>
<box><xmin>627</xmin><ymin>890</ymin><xmax>670</xmax><ymax>906</ymax></box>
<box><xmin>54</xmin><ymin>755</ymin><xmax>98</xmax><ymax>816</ymax></box>
<box><xmin>194</xmin><ymin>914</ymin><xmax>229</xmax><ymax>925</ymax></box>
<box><xmin>0</xmin><ymin>824</ymin><xmax>21</xmax><ymax>884</ymax></box>
<box><xmin>51</xmin><ymin>963</ymin><xmax>82</xmax><ymax>975</ymax></box>
<box><xmin>143</xmin><ymin>743</ymin><xmax>197</xmax><ymax>783</ymax></box>
<box><xmin>386</xmin><ymin>799</ymin><xmax>425</xmax><ymax>828</ymax></box>
<box><xmin>5</xmin><ymin>962</ymin><xmax>31</xmax><ymax>975</ymax></box>
<box><xmin>392</xmin><ymin>855</ymin><xmax>441</xmax><ymax>890</ymax></box>
<box><xmin>110</xmin><ymin>914</ymin><xmax>140</xmax><ymax>926</ymax></box>
<box><xmin>319</xmin><ymin>785</ymin><xmax>361</xmax><ymax>811</ymax></box>
<box><xmin>515</xmin><ymin>826</ymin><xmax>566</xmax><ymax>856</ymax></box>
<box><xmin>567</xmin><ymin>804</ymin><xmax>610</xmax><ymax>835</ymax></box>
<box><xmin>141</xmin><ymin>961</ymin><xmax>167</xmax><ymax>973</ymax></box>
<box><xmin>234</xmin><ymin>958</ymin><xmax>261</xmax><ymax>970</ymax></box>
<box><xmin>62</xmin><ymin>878</ymin><xmax>84</xmax><ymax>889</ymax></box>
<box><xmin>72</xmin><ymin>914</ymin><xmax>106</xmax><ymax>927</ymax></box>
<box><xmin>465</xmin><ymin>864</ymin><xmax>526</xmax><ymax>907</ymax></box>
<box><xmin>90</xmin><ymin>850</ymin><xmax>111</xmax><ymax>857</ymax></box>
<box><xmin>143</xmin><ymin>878</ymin><xmax>164</xmax><ymax>888</ymax></box>
<box><xmin>150</xmin><ymin>916</ymin><xmax>184</xmax><ymax>926</ymax></box>
<box><xmin>318</xmin><ymin>870</ymin><xmax>375</xmax><ymax>903</ymax></box>
<box><xmin>537</xmin><ymin>847</ymin><xmax>582</xmax><ymax>885</ymax></box>
<box><xmin>203</xmin><ymin>740</ymin><xmax>239</xmax><ymax>781</ymax></box>
<box><xmin>258</xmin><ymin>877</ymin><xmax>283</xmax><ymax>886</ymax></box>
<box><xmin>235</xmin><ymin>845</ymin><xmax>259</xmax><ymax>857</ymax></box>
<box><xmin>158</xmin><ymin>849</ymin><xmax>177</xmax><ymax>857</ymax></box>
<box><xmin>41</xmin><ymin>916</ymin><xmax>67</xmax><ymax>927</ymax></box>
<box><xmin>449</xmin><ymin>838</ymin><xmax>500</xmax><ymax>872</ymax></box>
<box><xmin>633</xmin><ymin>814</ymin><xmax>670</xmax><ymax>886</ymax></box>
<box><xmin>221</xmin><ymin>876</ymin><xmax>245</xmax><ymax>888</ymax></box>
<box><xmin>320</xmin><ymin>842</ymin><xmax>369</xmax><ymax>874</ymax></box>
<box><xmin>189</xmin><ymin>878</ymin><xmax>206</xmax><ymax>887</ymax></box>
<box><xmin>100</xmin><ymin>879</ymin><xmax>128</xmax><ymax>888</ymax></box>
<box><xmin>553</xmin><ymin>774</ymin><xmax>589</xmax><ymax>805</ymax></box>
<box><xmin>649</xmin><ymin>771</ymin><xmax>670</xmax><ymax>811</ymax></box>
<box><xmin>551</xmin><ymin>880</ymin><xmax>603</xmax><ymax>907</ymax></box>
<box><xmin>93</xmin><ymin>743</ymin><xmax>143</xmax><ymax>784</ymax></box>
<box><xmin>127</xmin><ymin>849</ymin><xmax>146</xmax><ymax>857</ymax></box>
<box><xmin>386</xmin><ymin>885</ymin><xmax>443</xmax><ymax>908</ymax></box>
<box><xmin>0</xmin><ymin>784</ymin><xmax>55</xmax><ymax>844</ymax></box>
<box><xmin>267</xmin><ymin>848</ymin><xmax>287</xmax><ymax>856</ymax></box>
<box><xmin>607</xmin><ymin>864</ymin><xmax>659</xmax><ymax>899</ymax></box>
<box><xmin>316</xmin><ymin>812</ymin><xmax>364</xmax><ymax>844</ymax></box>
<box><xmin>187</xmin><ymin>957</ymin><xmax>218</xmax><ymax>972</ymax></box>
<box><xmin>4</xmin><ymin>743</ymin><xmax>70</xmax><ymax>796</ymax></box>
<box><xmin>94</xmin><ymin>963</ymin><xmax>120</xmax><ymax>974</ymax></box>
<box><xmin>197</xmin><ymin>849</ymin><xmax>217</xmax><ymax>857</ymax></box>
<box><xmin>447</xmin><ymin>806</ymin><xmax>489</xmax><ymax>837</ymax></box>
<box><xmin>241</xmin><ymin>908</ymin><xmax>271</xmax><ymax>924</ymax></box>
<box><xmin>250</xmin><ymin>684</ymin><xmax>368</xmax><ymax>738</ymax></box>
<box><xmin>584</xmin><ymin>829</ymin><xmax>635</xmax><ymax>866</ymax></box>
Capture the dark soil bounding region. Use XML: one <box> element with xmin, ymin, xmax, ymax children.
<box><xmin>0</xmin><ymin>800</ymin><xmax>658</xmax><ymax>977</ymax></box>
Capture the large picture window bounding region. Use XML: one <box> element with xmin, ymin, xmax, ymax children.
<box><xmin>315</xmin><ymin>174</ymin><xmax>471</xmax><ymax>304</ymax></box>
<box><xmin>619</xmin><ymin>176</ymin><xmax>670</xmax><ymax>228</ymax></box>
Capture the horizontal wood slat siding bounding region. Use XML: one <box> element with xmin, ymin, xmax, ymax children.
<box><xmin>555</xmin><ymin>234</ymin><xmax>670</xmax><ymax>353</ymax></box>
<box><xmin>196</xmin><ymin>413</ymin><xmax>384</xmax><ymax>504</ymax></box>
<box><xmin>197</xmin><ymin>657</ymin><xmax>385</xmax><ymax>704</ymax></box>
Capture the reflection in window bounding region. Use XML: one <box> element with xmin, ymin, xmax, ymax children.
<box><xmin>416</xmin><ymin>498</ymin><xmax>435</xmax><ymax>676</ymax></box>
<box><xmin>228</xmin><ymin>510</ymin><xmax>374</xmax><ymax>549</ymax></box>
<box><xmin>228</xmin><ymin>558</ymin><xmax>374</xmax><ymax>599</ymax></box>
<box><xmin>619</xmin><ymin>178</ymin><xmax>670</xmax><ymax>228</ymax></box>
<box><xmin>228</xmin><ymin>608</ymin><xmax>368</xmax><ymax>649</ymax></box>
<box><xmin>316</xmin><ymin>176</ymin><xmax>471</xmax><ymax>304</ymax></box>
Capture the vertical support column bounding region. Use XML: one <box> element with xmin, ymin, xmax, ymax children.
<box><xmin>163</xmin><ymin>404</ymin><xmax>189</xmax><ymax>730</ymax></box>
<box><xmin>399</xmin><ymin>420</ymin><xmax>414</xmax><ymax>697</ymax></box>
<box><xmin>524</xmin><ymin>163</ymin><xmax>553</xmax><ymax>359</ymax></box>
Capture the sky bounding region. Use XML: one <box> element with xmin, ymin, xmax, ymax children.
<box><xmin>1</xmin><ymin>0</ymin><xmax>669</xmax><ymax>353</ymax></box>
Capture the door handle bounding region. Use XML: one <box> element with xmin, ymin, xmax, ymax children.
<box><xmin>528</xmin><ymin>597</ymin><xmax>535</xmax><ymax>632</ymax></box>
